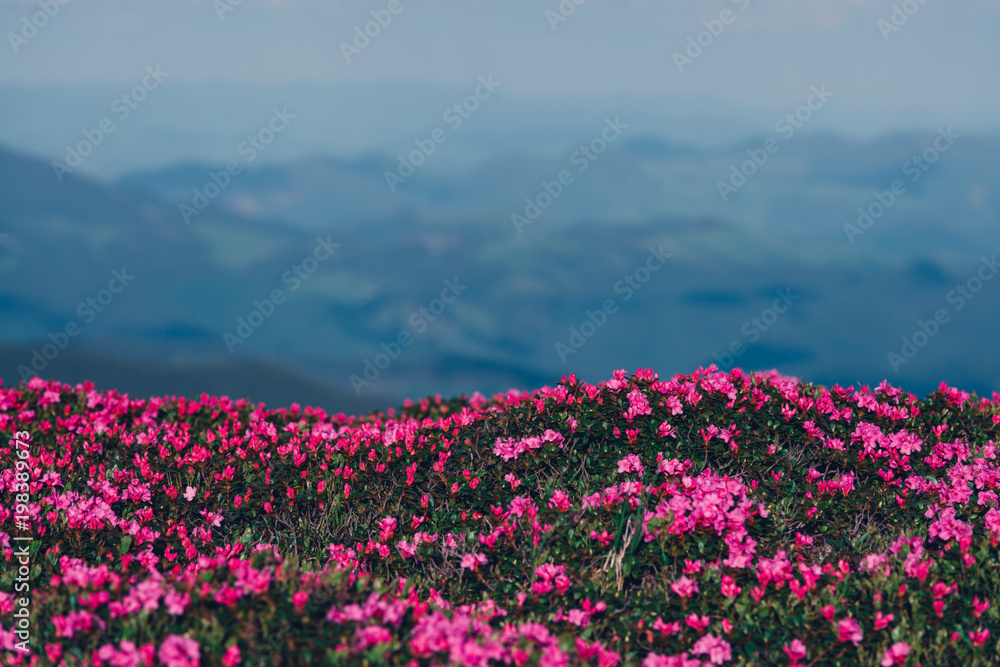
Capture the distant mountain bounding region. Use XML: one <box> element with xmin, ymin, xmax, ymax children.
<box><xmin>120</xmin><ymin>131</ymin><xmax>1000</xmax><ymax>261</ymax></box>
<box><xmin>0</xmin><ymin>83</ymin><xmax>767</xmax><ymax>179</ymax></box>
<box><xmin>3</xmin><ymin>141</ymin><xmax>1000</xmax><ymax>403</ymax></box>
<box><xmin>0</xmin><ymin>344</ymin><xmax>391</xmax><ymax>415</ymax></box>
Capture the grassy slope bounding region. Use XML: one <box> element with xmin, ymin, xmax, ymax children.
<box><xmin>1</xmin><ymin>367</ymin><xmax>999</xmax><ymax>666</ymax></box>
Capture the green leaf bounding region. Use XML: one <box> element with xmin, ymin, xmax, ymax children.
<box><xmin>119</xmin><ymin>536</ymin><xmax>133</xmax><ymax>554</ymax></box>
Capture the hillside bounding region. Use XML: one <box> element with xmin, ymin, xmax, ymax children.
<box><xmin>1</xmin><ymin>366</ymin><xmax>998</xmax><ymax>665</ymax></box>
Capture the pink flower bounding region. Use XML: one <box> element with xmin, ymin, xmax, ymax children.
<box><xmin>460</xmin><ymin>552</ymin><xmax>487</xmax><ymax>572</ymax></box>
<box><xmin>880</xmin><ymin>642</ymin><xmax>909</xmax><ymax>666</ymax></box>
<box><xmin>396</xmin><ymin>539</ymin><xmax>417</xmax><ymax>558</ymax></box>
<box><xmin>691</xmin><ymin>634</ymin><xmax>731</xmax><ymax>665</ymax></box>
<box><xmin>548</xmin><ymin>489</ymin><xmax>570</xmax><ymax>512</ymax></box>
<box><xmin>685</xmin><ymin>613</ymin><xmax>710</xmax><ymax>632</ymax></box>
<box><xmin>292</xmin><ymin>590</ymin><xmax>309</xmax><ymax>612</ymax></box>
<box><xmin>670</xmin><ymin>576</ymin><xmax>699</xmax><ymax>599</ymax></box>
<box><xmin>720</xmin><ymin>575</ymin><xmax>741</xmax><ymax>598</ymax></box>
<box><xmin>973</xmin><ymin>596</ymin><xmax>991</xmax><ymax>617</ymax></box>
<box><xmin>378</xmin><ymin>516</ymin><xmax>397</xmax><ymax>542</ymax></box>
<box><xmin>652</xmin><ymin>617</ymin><xmax>680</xmax><ymax>636</ymax></box>
<box><xmin>617</xmin><ymin>454</ymin><xmax>644</xmax><ymax>476</ymax></box>
<box><xmin>837</xmin><ymin>617</ymin><xmax>863</xmax><ymax>646</ymax></box>
<box><xmin>588</xmin><ymin>529</ymin><xmax>613</xmax><ymax>547</ymax></box>
<box><xmin>222</xmin><ymin>645</ymin><xmax>242</xmax><ymax>667</ymax></box>
<box><xmin>597</xmin><ymin>648</ymin><xmax>620</xmax><ymax>667</ymax></box>
<box><xmin>641</xmin><ymin>652</ymin><xmax>699</xmax><ymax>667</ymax></box>
<box><xmin>44</xmin><ymin>644</ymin><xmax>63</xmax><ymax>664</ymax></box>
<box><xmin>624</xmin><ymin>388</ymin><xmax>652</xmax><ymax>421</ymax></box>
<box><xmin>158</xmin><ymin>635</ymin><xmax>200</xmax><ymax>667</ymax></box>
<box><xmin>163</xmin><ymin>588</ymin><xmax>191</xmax><ymax>616</ymax></box>
<box><xmin>658</xmin><ymin>421</ymin><xmax>678</xmax><ymax>438</ymax></box>
<box><xmin>783</xmin><ymin>639</ymin><xmax>807</xmax><ymax>662</ymax></box>
<box><xmin>970</xmin><ymin>628</ymin><xmax>990</xmax><ymax>647</ymax></box>
<box><xmin>183</xmin><ymin>486</ymin><xmax>196</xmax><ymax>502</ymax></box>
<box><xmin>656</xmin><ymin>456</ymin><xmax>685</xmax><ymax>475</ymax></box>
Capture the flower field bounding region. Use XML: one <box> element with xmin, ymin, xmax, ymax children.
<box><xmin>1</xmin><ymin>367</ymin><xmax>999</xmax><ymax>666</ymax></box>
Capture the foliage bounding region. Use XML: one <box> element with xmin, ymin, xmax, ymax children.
<box><xmin>1</xmin><ymin>367</ymin><xmax>998</xmax><ymax>666</ymax></box>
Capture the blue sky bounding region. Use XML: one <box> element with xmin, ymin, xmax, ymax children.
<box><xmin>1</xmin><ymin>0</ymin><xmax>998</xmax><ymax>173</ymax></box>
<box><xmin>2</xmin><ymin>1</ymin><xmax>998</xmax><ymax>119</ymax></box>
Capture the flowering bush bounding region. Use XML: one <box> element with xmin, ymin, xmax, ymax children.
<box><xmin>1</xmin><ymin>366</ymin><xmax>998</xmax><ymax>666</ymax></box>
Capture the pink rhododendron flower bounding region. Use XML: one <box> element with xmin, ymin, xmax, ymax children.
<box><xmin>222</xmin><ymin>645</ymin><xmax>242</xmax><ymax>666</ymax></box>
<box><xmin>685</xmin><ymin>613</ymin><xmax>710</xmax><ymax>632</ymax></box>
<box><xmin>970</xmin><ymin>628</ymin><xmax>990</xmax><ymax>647</ymax></box>
<box><xmin>973</xmin><ymin>596</ymin><xmax>991</xmax><ymax>617</ymax></box>
<box><xmin>837</xmin><ymin>617</ymin><xmax>863</xmax><ymax>646</ymax></box>
<box><xmin>691</xmin><ymin>634</ymin><xmax>731</xmax><ymax>665</ymax></box>
<box><xmin>606</xmin><ymin>370</ymin><xmax>629</xmax><ymax>392</ymax></box>
<box><xmin>682</xmin><ymin>559</ymin><xmax>702</xmax><ymax>575</ymax></box>
<box><xmin>158</xmin><ymin>635</ymin><xmax>200</xmax><ymax>667</ymax></box>
<box><xmin>658</xmin><ymin>421</ymin><xmax>678</xmax><ymax>438</ymax></box>
<box><xmin>783</xmin><ymin>639</ymin><xmax>807</xmax><ymax>662</ymax></box>
<box><xmin>670</xmin><ymin>576</ymin><xmax>699</xmax><ymax>599</ymax></box>
<box><xmin>873</xmin><ymin>611</ymin><xmax>894</xmax><ymax>630</ymax></box>
<box><xmin>44</xmin><ymin>644</ymin><xmax>63</xmax><ymax>664</ymax></box>
<box><xmin>651</xmin><ymin>653</ymin><xmax>701</xmax><ymax>667</ymax></box>
<box><xmin>461</xmin><ymin>552</ymin><xmax>487</xmax><ymax>572</ymax></box>
<box><xmin>378</xmin><ymin>516</ymin><xmax>397</xmax><ymax>542</ymax></box>
<box><xmin>183</xmin><ymin>486</ymin><xmax>196</xmax><ymax>502</ymax></box>
<box><xmin>625</xmin><ymin>388</ymin><xmax>652</xmax><ymax>421</ymax></box>
<box><xmin>722</xmin><ymin>574</ymin><xmax>743</xmax><ymax>598</ymax></box>
<box><xmin>656</xmin><ymin>456</ymin><xmax>685</xmax><ymax>475</ymax></box>
<box><xmin>880</xmin><ymin>642</ymin><xmax>909</xmax><ymax>666</ymax></box>
<box><xmin>652</xmin><ymin>617</ymin><xmax>680</xmax><ymax>636</ymax></box>
<box><xmin>617</xmin><ymin>454</ymin><xmax>644</xmax><ymax>476</ymax></box>
<box><xmin>548</xmin><ymin>489</ymin><xmax>570</xmax><ymax>512</ymax></box>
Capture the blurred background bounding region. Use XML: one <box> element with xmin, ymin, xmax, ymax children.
<box><xmin>1</xmin><ymin>0</ymin><xmax>999</xmax><ymax>413</ymax></box>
